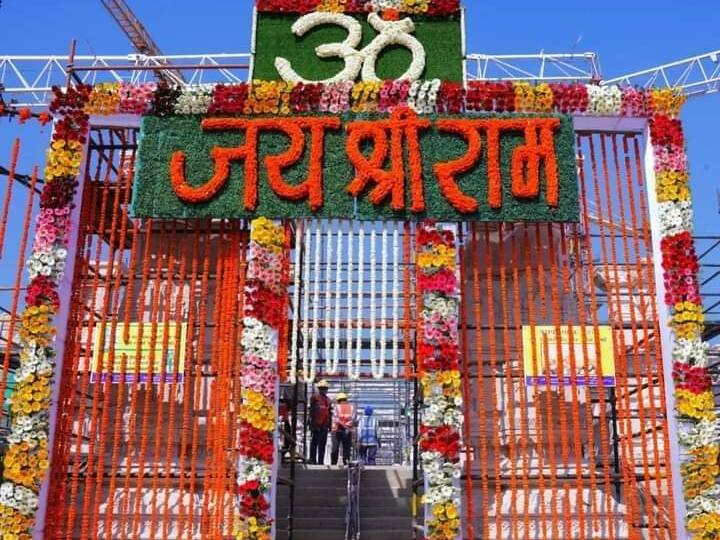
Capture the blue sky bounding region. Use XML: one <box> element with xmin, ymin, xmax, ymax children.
<box><xmin>0</xmin><ymin>0</ymin><xmax>718</xmax><ymax>302</ymax></box>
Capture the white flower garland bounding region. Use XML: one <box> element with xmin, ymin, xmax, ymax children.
<box><xmin>26</xmin><ymin>247</ymin><xmax>67</xmax><ymax>280</ymax></box>
<box><xmin>673</xmin><ymin>337</ymin><xmax>708</xmax><ymax>366</ymax></box>
<box><xmin>380</xmin><ymin>223</ymin><xmax>388</xmax><ymax>377</ymax></box>
<box><xmin>0</xmin><ymin>482</ymin><xmax>39</xmax><ymax>516</ymax></box>
<box><xmin>352</xmin><ymin>225</ymin><xmax>365</xmax><ymax>379</ymax></box>
<box><xmin>288</xmin><ymin>223</ymin><xmax>303</xmax><ymax>384</ymax></box>
<box><xmin>679</xmin><ymin>418</ymin><xmax>720</xmax><ymax>449</ymax></box>
<box><xmin>586</xmin><ymin>84</ymin><xmax>622</xmax><ymax>116</ymax></box>
<box><xmin>241</xmin><ymin>316</ymin><xmax>277</xmax><ymax>362</ymax></box>
<box><xmin>658</xmin><ymin>200</ymin><xmax>693</xmax><ymax>236</ymax></box>
<box><xmin>408</xmin><ymin>79</ymin><xmax>441</xmax><ymax>114</ymax></box>
<box><xmin>174</xmin><ymin>84</ymin><xmax>213</xmax><ymax>115</ymax></box>
<box><xmin>310</xmin><ymin>220</ymin><xmax>322</xmax><ymax>379</ymax></box>
<box><xmin>300</xmin><ymin>220</ymin><xmax>313</xmax><ymax>381</ymax></box>
<box><xmin>331</xmin><ymin>220</ymin><xmax>343</xmax><ymax>375</ymax></box>
<box><xmin>391</xmin><ymin>223</ymin><xmax>400</xmax><ymax>377</ymax></box>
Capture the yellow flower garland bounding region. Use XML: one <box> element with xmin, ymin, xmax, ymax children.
<box><xmin>2</xmin><ymin>439</ymin><xmax>49</xmax><ymax>489</ymax></box>
<box><xmin>351</xmin><ymin>81</ymin><xmax>382</xmax><ymax>113</ymax></box>
<box><xmin>245</xmin><ymin>81</ymin><xmax>294</xmax><ymax>115</ymax></box>
<box><xmin>250</xmin><ymin>216</ymin><xmax>285</xmax><ymax>248</ymax></box>
<box><xmin>417</xmin><ymin>244</ymin><xmax>456</xmax><ymax>270</ymax></box>
<box><xmin>651</xmin><ymin>88</ymin><xmax>686</xmax><ymax>117</ymax></box>
<box><xmin>84</xmin><ymin>82</ymin><xmax>121</xmax><ymax>116</ymax></box>
<box><xmin>44</xmin><ymin>140</ymin><xmax>83</xmax><ymax>182</ymax></box>
<box><xmin>0</xmin><ymin>503</ymin><xmax>34</xmax><ymax>539</ymax></box>
<box><xmin>427</xmin><ymin>502</ymin><xmax>462</xmax><ymax>540</ymax></box>
<box><xmin>656</xmin><ymin>171</ymin><xmax>690</xmax><ymax>203</ymax></box>
<box><xmin>239</xmin><ymin>389</ymin><xmax>275</xmax><ymax>432</ymax></box>
<box><xmin>676</xmin><ymin>389</ymin><xmax>716</xmax><ymax>421</ymax></box>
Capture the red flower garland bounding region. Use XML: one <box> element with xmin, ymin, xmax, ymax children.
<box><xmin>436</xmin><ymin>82</ymin><xmax>465</xmax><ymax>114</ymax></box>
<box><xmin>239</xmin><ymin>421</ymin><xmax>274</xmax><ymax>462</ymax></box>
<box><xmin>549</xmin><ymin>83</ymin><xmax>589</xmax><ymax>114</ymax></box>
<box><xmin>672</xmin><ymin>362</ymin><xmax>712</xmax><ymax>394</ymax></box>
<box><xmin>208</xmin><ymin>84</ymin><xmax>249</xmax><ymax>115</ymax></box>
<box><xmin>420</xmin><ymin>425</ymin><xmax>461</xmax><ymax>461</ymax></box>
<box><xmin>650</xmin><ymin>114</ymin><xmax>685</xmax><ymax>147</ymax></box>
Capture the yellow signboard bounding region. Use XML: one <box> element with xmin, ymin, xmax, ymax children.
<box><xmin>91</xmin><ymin>323</ymin><xmax>188</xmax><ymax>383</ymax></box>
<box><xmin>522</xmin><ymin>325</ymin><xmax>615</xmax><ymax>387</ymax></box>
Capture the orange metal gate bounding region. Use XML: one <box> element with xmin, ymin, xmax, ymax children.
<box><xmin>44</xmin><ymin>126</ymin><xmax>251</xmax><ymax>538</ymax></box>
<box><xmin>458</xmin><ymin>131</ymin><xmax>676</xmax><ymax>539</ymax></box>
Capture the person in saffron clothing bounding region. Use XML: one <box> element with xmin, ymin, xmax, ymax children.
<box><xmin>358</xmin><ymin>406</ymin><xmax>379</xmax><ymax>466</ymax></box>
<box><xmin>308</xmin><ymin>380</ymin><xmax>332</xmax><ymax>465</ymax></box>
<box><xmin>331</xmin><ymin>392</ymin><xmax>356</xmax><ymax>466</ymax></box>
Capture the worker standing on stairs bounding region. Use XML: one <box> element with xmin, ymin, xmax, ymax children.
<box><xmin>331</xmin><ymin>393</ymin><xmax>355</xmax><ymax>466</ymax></box>
<box><xmin>308</xmin><ymin>380</ymin><xmax>332</xmax><ymax>465</ymax></box>
<box><xmin>358</xmin><ymin>406</ymin><xmax>379</xmax><ymax>465</ymax></box>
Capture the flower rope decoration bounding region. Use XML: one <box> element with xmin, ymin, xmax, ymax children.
<box><xmin>0</xmin><ymin>84</ymin><xmax>90</xmax><ymax>539</ymax></box>
<box><xmin>235</xmin><ymin>217</ymin><xmax>287</xmax><ymax>540</ymax></box>
<box><xmin>54</xmin><ymin>79</ymin><xmax>711</xmax><ymax>120</ymax></box>
<box><xmin>416</xmin><ymin>222</ymin><xmax>463</xmax><ymax>540</ymax></box>
<box><xmin>649</xmin><ymin>92</ymin><xmax>720</xmax><ymax>540</ymax></box>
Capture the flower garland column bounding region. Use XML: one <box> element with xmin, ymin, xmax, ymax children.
<box><xmin>416</xmin><ymin>221</ymin><xmax>463</xmax><ymax>540</ymax></box>
<box><xmin>236</xmin><ymin>217</ymin><xmax>287</xmax><ymax>540</ymax></box>
<box><xmin>0</xmin><ymin>86</ymin><xmax>90</xmax><ymax>539</ymax></box>
<box><xmin>648</xmin><ymin>94</ymin><xmax>720</xmax><ymax>540</ymax></box>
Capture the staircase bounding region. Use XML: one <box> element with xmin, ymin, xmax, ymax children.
<box><xmin>360</xmin><ymin>467</ymin><xmax>414</xmax><ymax>540</ymax></box>
<box><xmin>276</xmin><ymin>466</ymin><xmax>414</xmax><ymax>540</ymax></box>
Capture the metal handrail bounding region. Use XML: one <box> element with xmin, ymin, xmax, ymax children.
<box><xmin>345</xmin><ymin>462</ymin><xmax>361</xmax><ymax>540</ymax></box>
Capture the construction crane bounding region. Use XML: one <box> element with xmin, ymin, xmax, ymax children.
<box><xmin>99</xmin><ymin>0</ymin><xmax>184</xmax><ymax>84</ymax></box>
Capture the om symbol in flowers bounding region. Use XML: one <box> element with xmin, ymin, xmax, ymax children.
<box><xmin>274</xmin><ymin>12</ymin><xmax>427</xmax><ymax>83</ymax></box>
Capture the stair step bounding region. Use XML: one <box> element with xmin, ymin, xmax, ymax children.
<box><xmin>277</xmin><ymin>504</ymin><xmax>408</xmax><ymax>519</ymax></box>
<box><xmin>281</xmin><ymin>486</ymin><xmax>411</xmax><ymax>499</ymax></box>
<box><xmin>276</xmin><ymin>506</ymin><xmax>346</xmax><ymax>518</ymax></box>
<box><xmin>360</xmin><ymin>516</ymin><xmax>413</xmax><ymax>530</ymax></box>
<box><xmin>275</xmin><ymin>530</ymin><xmax>345</xmax><ymax>540</ymax></box>
<box><xmin>285</xmin><ymin>516</ymin><xmax>345</xmax><ymax>530</ymax></box>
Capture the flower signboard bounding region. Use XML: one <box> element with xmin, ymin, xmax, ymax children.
<box><xmin>133</xmin><ymin>109</ymin><xmax>578</xmax><ymax>222</ymax></box>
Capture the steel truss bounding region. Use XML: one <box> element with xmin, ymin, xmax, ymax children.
<box><xmin>465</xmin><ymin>52</ymin><xmax>602</xmax><ymax>82</ymax></box>
<box><xmin>1</xmin><ymin>49</ymin><xmax>719</xmax><ymax>109</ymax></box>
<box><xmin>602</xmin><ymin>50</ymin><xmax>720</xmax><ymax>97</ymax></box>
<box><xmin>0</xmin><ymin>53</ymin><xmax>251</xmax><ymax>108</ymax></box>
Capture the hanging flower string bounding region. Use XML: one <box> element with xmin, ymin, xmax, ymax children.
<box><xmin>649</xmin><ymin>99</ymin><xmax>720</xmax><ymax>539</ymax></box>
<box><xmin>416</xmin><ymin>222</ymin><xmax>463</xmax><ymax>540</ymax></box>
<box><xmin>0</xmin><ymin>84</ymin><xmax>90</xmax><ymax>539</ymax></box>
<box><xmin>235</xmin><ymin>217</ymin><xmax>287</xmax><ymax>540</ymax></box>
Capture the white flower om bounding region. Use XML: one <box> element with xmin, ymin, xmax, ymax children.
<box><xmin>275</xmin><ymin>12</ymin><xmax>426</xmax><ymax>84</ymax></box>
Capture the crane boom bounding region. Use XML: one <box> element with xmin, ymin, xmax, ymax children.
<box><xmin>602</xmin><ymin>50</ymin><xmax>720</xmax><ymax>97</ymax></box>
<box><xmin>99</xmin><ymin>0</ymin><xmax>184</xmax><ymax>84</ymax></box>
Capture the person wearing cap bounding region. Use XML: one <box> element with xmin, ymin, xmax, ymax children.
<box><xmin>331</xmin><ymin>392</ymin><xmax>355</xmax><ymax>466</ymax></box>
<box><xmin>358</xmin><ymin>406</ymin><xmax>379</xmax><ymax>465</ymax></box>
<box><xmin>308</xmin><ymin>380</ymin><xmax>332</xmax><ymax>465</ymax></box>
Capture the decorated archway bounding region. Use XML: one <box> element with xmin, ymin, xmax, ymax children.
<box><xmin>0</xmin><ymin>2</ymin><xmax>712</xmax><ymax>540</ymax></box>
